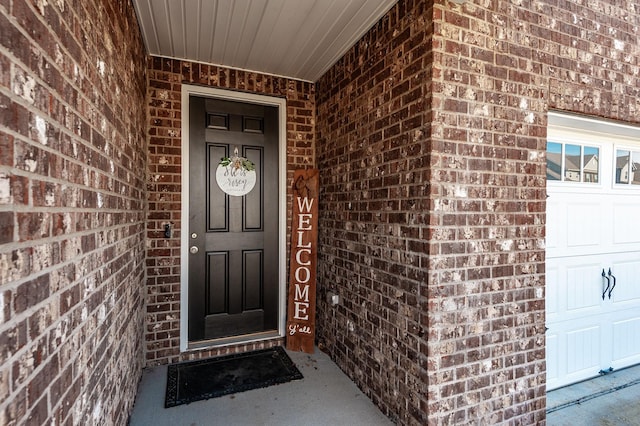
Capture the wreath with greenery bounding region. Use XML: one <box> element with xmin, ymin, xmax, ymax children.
<box><xmin>219</xmin><ymin>148</ymin><xmax>255</xmax><ymax>172</ymax></box>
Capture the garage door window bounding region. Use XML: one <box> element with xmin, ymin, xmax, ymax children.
<box><xmin>547</xmin><ymin>141</ymin><xmax>600</xmax><ymax>183</ymax></box>
<box><xmin>615</xmin><ymin>149</ymin><xmax>640</xmax><ymax>185</ymax></box>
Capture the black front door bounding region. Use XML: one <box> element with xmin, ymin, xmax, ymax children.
<box><xmin>188</xmin><ymin>96</ymin><xmax>279</xmax><ymax>342</ymax></box>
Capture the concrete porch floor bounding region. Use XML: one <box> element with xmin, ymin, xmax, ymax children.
<box><xmin>130</xmin><ymin>346</ymin><xmax>640</xmax><ymax>426</ymax></box>
<box><xmin>129</xmin><ymin>347</ymin><xmax>393</xmax><ymax>426</ymax></box>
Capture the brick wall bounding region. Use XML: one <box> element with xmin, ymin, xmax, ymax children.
<box><xmin>3</xmin><ymin>0</ymin><xmax>635</xmax><ymax>423</ymax></box>
<box><xmin>0</xmin><ymin>0</ymin><xmax>147</xmax><ymax>425</ymax></box>
<box><xmin>545</xmin><ymin>0</ymin><xmax>640</xmax><ymax>119</ymax></box>
<box><xmin>317</xmin><ymin>0</ymin><xmax>640</xmax><ymax>424</ymax></box>
<box><xmin>428</xmin><ymin>1</ymin><xmax>548</xmax><ymax>423</ymax></box>
<box><xmin>316</xmin><ymin>1</ymin><xmax>434</xmax><ymax>423</ymax></box>
<box><xmin>145</xmin><ymin>58</ymin><xmax>315</xmax><ymax>365</ymax></box>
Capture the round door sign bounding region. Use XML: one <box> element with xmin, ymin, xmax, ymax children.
<box><xmin>216</xmin><ymin>150</ymin><xmax>257</xmax><ymax>197</ymax></box>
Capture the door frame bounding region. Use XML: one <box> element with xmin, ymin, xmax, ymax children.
<box><xmin>180</xmin><ymin>84</ymin><xmax>288</xmax><ymax>351</ymax></box>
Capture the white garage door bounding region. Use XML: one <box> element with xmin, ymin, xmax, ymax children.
<box><xmin>546</xmin><ymin>113</ymin><xmax>640</xmax><ymax>391</ymax></box>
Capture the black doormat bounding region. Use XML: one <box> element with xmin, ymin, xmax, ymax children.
<box><xmin>164</xmin><ymin>346</ymin><xmax>303</xmax><ymax>408</ymax></box>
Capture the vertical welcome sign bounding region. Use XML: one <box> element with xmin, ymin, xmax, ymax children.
<box><xmin>286</xmin><ymin>169</ymin><xmax>319</xmax><ymax>353</ymax></box>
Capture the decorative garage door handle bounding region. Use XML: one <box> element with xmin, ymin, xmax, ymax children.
<box><xmin>602</xmin><ymin>269</ymin><xmax>610</xmax><ymax>300</ymax></box>
<box><xmin>608</xmin><ymin>268</ymin><xmax>616</xmax><ymax>299</ymax></box>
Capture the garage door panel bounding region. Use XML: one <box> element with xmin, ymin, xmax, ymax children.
<box><xmin>545</xmin><ymin>332</ymin><xmax>563</xmax><ymax>390</ymax></box>
<box><xmin>612</xmin><ymin>203</ymin><xmax>640</xmax><ymax>246</ymax></box>
<box><xmin>566</xmin><ymin>263</ymin><xmax>603</xmax><ymax>313</ymax></box>
<box><xmin>545</xmin><ymin>319</ymin><xmax>608</xmax><ymax>389</ymax></box>
<box><xmin>547</xmin><ymin>257</ymin><xmax>607</xmax><ymax>323</ymax></box>
<box><xmin>546</xmin><ymin>192</ymin><xmax>610</xmax><ymax>257</ymax></box>
<box><xmin>546</xmin><ymin>264</ymin><xmax>560</xmax><ymax>321</ymax></box>
<box><xmin>566</xmin><ymin>326</ymin><xmax>601</xmax><ymax>375</ymax></box>
<box><xmin>545</xmin><ymin>199</ymin><xmax>563</xmax><ymax>251</ymax></box>
<box><xmin>564</xmin><ymin>326</ymin><xmax>601</xmax><ymax>384</ymax></box>
<box><xmin>610</xmin><ymin>259</ymin><xmax>640</xmax><ymax>304</ymax></box>
<box><xmin>611</xmin><ymin>317</ymin><xmax>640</xmax><ymax>366</ymax></box>
<box><xmin>566</xmin><ymin>203</ymin><xmax>602</xmax><ymax>248</ymax></box>
<box><xmin>545</xmin><ymin>333</ymin><xmax>559</xmax><ymax>382</ymax></box>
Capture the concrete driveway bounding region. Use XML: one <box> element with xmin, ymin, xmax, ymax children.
<box><xmin>547</xmin><ymin>364</ymin><xmax>640</xmax><ymax>426</ymax></box>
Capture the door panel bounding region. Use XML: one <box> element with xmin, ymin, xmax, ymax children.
<box><xmin>243</xmin><ymin>250</ymin><xmax>263</xmax><ymax>309</ymax></box>
<box><xmin>546</xmin><ymin>252</ymin><xmax>640</xmax><ymax>389</ymax></box>
<box><xmin>243</xmin><ymin>147</ymin><xmax>263</xmax><ymax>230</ymax></box>
<box><xmin>612</xmin><ymin>318</ymin><xmax>640</xmax><ymax>365</ymax></box>
<box><xmin>609</xmin><ymin>258</ymin><xmax>640</xmax><ymax>368</ymax></box>
<box><xmin>545</xmin><ymin>263</ymin><xmax>559</xmax><ymax>321</ymax></box>
<box><xmin>566</xmin><ymin>202</ymin><xmax>601</xmax><ymax>248</ymax></box>
<box><xmin>546</xmin><ymin>333</ymin><xmax>559</xmax><ymax>383</ymax></box>
<box><xmin>610</xmin><ymin>259</ymin><xmax>640</xmax><ymax>305</ymax></box>
<box><xmin>207</xmin><ymin>144</ymin><xmax>228</xmax><ymax>231</ymax></box>
<box><xmin>545</xmin><ymin>255</ymin><xmax>607</xmax><ymax>390</ymax></box>
<box><xmin>612</xmin><ymin>202</ymin><xmax>640</xmax><ymax>245</ymax></box>
<box><xmin>188</xmin><ymin>96</ymin><xmax>279</xmax><ymax>342</ymax></box>
<box><xmin>206</xmin><ymin>251</ymin><xmax>228</xmax><ymax>314</ymax></box>
<box><xmin>566</xmin><ymin>263</ymin><xmax>602</xmax><ymax>313</ymax></box>
<box><xmin>566</xmin><ymin>326</ymin><xmax>601</xmax><ymax>375</ymax></box>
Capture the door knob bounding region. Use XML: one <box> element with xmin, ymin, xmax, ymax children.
<box><xmin>189</xmin><ymin>246</ymin><xmax>199</xmax><ymax>254</ymax></box>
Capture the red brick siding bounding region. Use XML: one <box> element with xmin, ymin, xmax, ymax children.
<box><xmin>428</xmin><ymin>0</ymin><xmax>640</xmax><ymax>423</ymax></box>
<box><xmin>318</xmin><ymin>0</ymin><xmax>640</xmax><ymax>423</ymax></box>
<box><xmin>316</xmin><ymin>1</ymin><xmax>434</xmax><ymax>424</ymax></box>
<box><xmin>429</xmin><ymin>1</ymin><xmax>548</xmax><ymax>424</ymax></box>
<box><xmin>0</xmin><ymin>0</ymin><xmax>147</xmax><ymax>425</ymax></box>
<box><xmin>545</xmin><ymin>0</ymin><xmax>640</xmax><ymax>120</ymax></box>
<box><xmin>145</xmin><ymin>58</ymin><xmax>315</xmax><ymax>365</ymax></box>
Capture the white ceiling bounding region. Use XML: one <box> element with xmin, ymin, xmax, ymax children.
<box><xmin>132</xmin><ymin>0</ymin><xmax>398</xmax><ymax>82</ymax></box>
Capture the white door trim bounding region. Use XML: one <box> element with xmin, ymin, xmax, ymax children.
<box><xmin>179</xmin><ymin>85</ymin><xmax>287</xmax><ymax>352</ymax></box>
